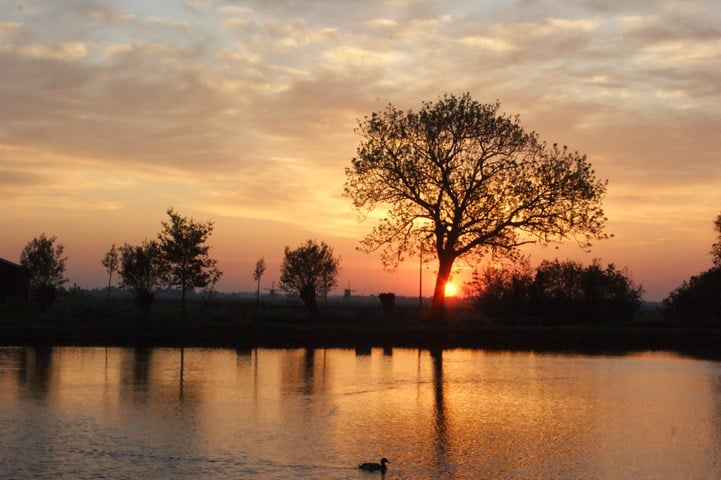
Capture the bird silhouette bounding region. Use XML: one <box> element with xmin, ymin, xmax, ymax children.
<box><xmin>359</xmin><ymin>458</ymin><xmax>389</xmax><ymax>474</ymax></box>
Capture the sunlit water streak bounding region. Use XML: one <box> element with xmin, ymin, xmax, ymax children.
<box><xmin>1</xmin><ymin>347</ymin><xmax>720</xmax><ymax>479</ymax></box>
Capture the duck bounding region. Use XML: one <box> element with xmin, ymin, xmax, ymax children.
<box><xmin>359</xmin><ymin>458</ymin><xmax>389</xmax><ymax>474</ymax></box>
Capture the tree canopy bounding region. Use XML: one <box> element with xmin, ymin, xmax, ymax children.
<box><xmin>118</xmin><ymin>240</ymin><xmax>166</xmax><ymax>312</ymax></box>
<box><xmin>19</xmin><ymin>233</ymin><xmax>68</xmax><ymax>308</ymax></box>
<box><xmin>466</xmin><ymin>258</ymin><xmax>643</xmax><ymax>324</ymax></box>
<box><xmin>345</xmin><ymin>93</ymin><xmax>608</xmax><ymax>315</ymax></box>
<box><xmin>711</xmin><ymin>211</ymin><xmax>721</xmax><ymax>267</ymax></box>
<box><xmin>663</xmin><ymin>267</ymin><xmax>721</xmax><ymax>326</ymax></box>
<box><xmin>158</xmin><ymin>208</ymin><xmax>221</xmax><ymax>315</ymax></box>
<box><xmin>663</xmin><ymin>210</ymin><xmax>721</xmax><ymax>325</ymax></box>
<box><xmin>279</xmin><ymin>239</ymin><xmax>340</xmax><ymax>312</ymax></box>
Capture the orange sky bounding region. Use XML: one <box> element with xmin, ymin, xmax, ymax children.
<box><xmin>1</xmin><ymin>0</ymin><xmax>720</xmax><ymax>301</ymax></box>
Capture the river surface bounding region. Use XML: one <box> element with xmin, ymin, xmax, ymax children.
<box><xmin>1</xmin><ymin>346</ymin><xmax>720</xmax><ymax>479</ymax></box>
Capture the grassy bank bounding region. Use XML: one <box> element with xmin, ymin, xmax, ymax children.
<box><xmin>1</xmin><ymin>292</ymin><xmax>719</xmax><ymax>359</ymax></box>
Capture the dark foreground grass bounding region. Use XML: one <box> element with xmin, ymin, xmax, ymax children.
<box><xmin>1</xmin><ymin>293</ymin><xmax>719</xmax><ymax>359</ymax></box>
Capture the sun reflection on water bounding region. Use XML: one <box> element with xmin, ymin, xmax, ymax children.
<box><xmin>1</xmin><ymin>347</ymin><xmax>720</xmax><ymax>479</ymax></box>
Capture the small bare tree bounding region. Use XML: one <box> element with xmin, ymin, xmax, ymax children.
<box><xmin>101</xmin><ymin>244</ymin><xmax>119</xmax><ymax>299</ymax></box>
<box><xmin>253</xmin><ymin>257</ymin><xmax>266</xmax><ymax>307</ymax></box>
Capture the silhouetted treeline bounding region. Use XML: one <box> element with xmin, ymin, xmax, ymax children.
<box><xmin>661</xmin><ymin>210</ymin><xmax>721</xmax><ymax>326</ymax></box>
<box><xmin>112</xmin><ymin>208</ymin><xmax>221</xmax><ymax>314</ymax></box>
<box><xmin>466</xmin><ymin>259</ymin><xmax>643</xmax><ymax>324</ymax></box>
<box><xmin>663</xmin><ymin>267</ymin><xmax>721</xmax><ymax>326</ymax></box>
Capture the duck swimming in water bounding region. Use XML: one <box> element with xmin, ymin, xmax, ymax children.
<box><xmin>359</xmin><ymin>458</ymin><xmax>389</xmax><ymax>474</ymax></box>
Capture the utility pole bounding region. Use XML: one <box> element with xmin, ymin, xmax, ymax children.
<box><xmin>419</xmin><ymin>242</ymin><xmax>423</xmax><ymax>311</ymax></box>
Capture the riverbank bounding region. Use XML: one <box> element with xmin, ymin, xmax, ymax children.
<box><xmin>2</xmin><ymin>295</ymin><xmax>719</xmax><ymax>358</ymax></box>
<box><xmin>2</xmin><ymin>313</ymin><xmax>720</xmax><ymax>359</ymax></box>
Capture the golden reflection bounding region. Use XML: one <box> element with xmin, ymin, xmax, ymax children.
<box><xmin>279</xmin><ymin>348</ymin><xmax>329</xmax><ymax>397</ymax></box>
<box><xmin>438</xmin><ymin>350</ymin><xmax>600</xmax><ymax>476</ymax></box>
<box><xmin>1</xmin><ymin>347</ymin><xmax>720</xmax><ymax>479</ymax></box>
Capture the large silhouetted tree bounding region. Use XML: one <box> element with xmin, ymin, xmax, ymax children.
<box><xmin>101</xmin><ymin>244</ymin><xmax>119</xmax><ymax>299</ymax></box>
<box><xmin>19</xmin><ymin>233</ymin><xmax>68</xmax><ymax>309</ymax></box>
<box><xmin>279</xmin><ymin>240</ymin><xmax>340</xmax><ymax>313</ymax></box>
<box><xmin>118</xmin><ymin>241</ymin><xmax>166</xmax><ymax>312</ymax></box>
<box><xmin>345</xmin><ymin>93</ymin><xmax>608</xmax><ymax>317</ymax></box>
<box><xmin>158</xmin><ymin>208</ymin><xmax>221</xmax><ymax>316</ymax></box>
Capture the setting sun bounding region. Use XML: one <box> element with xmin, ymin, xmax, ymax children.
<box><xmin>444</xmin><ymin>282</ymin><xmax>458</xmax><ymax>297</ymax></box>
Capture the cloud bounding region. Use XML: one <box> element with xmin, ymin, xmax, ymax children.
<box><xmin>457</xmin><ymin>35</ymin><xmax>519</xmax><ymax>52</ymax></box>
<box><xmin>322</xmin><ymin>45</ymin><xmax>407</xmax><ymax>70</ymax></box>
<box><xmin>219</xmin><ymin>5</ymin><xmax>253</xmax><ymax>16</ymax></box>
<box><xmin>90</xmin><ymin>9</ymin><xmax>137</xmax><ymax>23</ymax></box>
<box><xmin>147</xmin><ymin>16</ymin><xmax>191</xmax><ymax>30</ymax></box>
<box><xmin>184</xmin><ymin>0</ymin><xmax>211</xmax><ymax>10</ymax></box>
<box><xmin>0</xmin><ymin>22</ymin><xmax>22</xmax><ymax>34</ymax></box>
<box><xmin>4</xmin><ymin>42</ymin><xmax>87</xmax><ymax>60</ymax></box>
<box><xmin>224</xmin><ymin>17</ymin><xmax>249</xmax><ymax>29</ymax></box>
<box><xmin>367</xmin><ymin>18</ymin><xmax>399</xmax><ymax>29</ymax></box>
<box><xmin>1</xmin><ymin>0</ymin><xmax>721</xmax><ymax>296</ymax></box>
<box><xmin>0</xmin><ymin>169</ymin><xmax>49</xmax><ymax>188</ymax></box>
<box><xmin>640</xmin><ymin>37</ymin><xmax>721</xmax><ymax>66</ymax></box>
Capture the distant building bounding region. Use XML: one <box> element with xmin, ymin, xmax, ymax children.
<box><xmin>343</xmin><ymin>282</ymin><xmax>355</xmax><ymax>299</ymax></box>
<box><xmin>0</xmin><ymin>257</ymin><xmax>29</xmax><ymax>306</ymax></box>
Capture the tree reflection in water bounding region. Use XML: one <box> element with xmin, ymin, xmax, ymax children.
<box><xmin>430</xmin><ymin>348</ymin><xmax>449</xmax><ymax>476</ymax></box>
<box><xmin>16</xmin><ymin>346</ymin><xmax>53</xmax><ymax>401</ymax></box>
<box><xmin>1</xmin><ymin>347</ymin><xmax>721</xmax><ymax>479</ymax></box>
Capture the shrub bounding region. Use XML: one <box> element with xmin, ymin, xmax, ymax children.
<box><xmin>663</xmin><ymin>267</ymin><xmax>721</xmax><ymax>326</ymax></box>
<box><xmin>467</xmin><ymin>258</ymin><xmax>643</xmax><ymax>324</ymax></box>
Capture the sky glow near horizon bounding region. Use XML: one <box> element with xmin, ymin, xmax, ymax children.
<box><xmin>1</xmin><ymin>0</ymin><xmax>720</xmax><ymax>301</ymax></box>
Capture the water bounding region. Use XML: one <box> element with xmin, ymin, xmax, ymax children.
<box><xmin>1</xmin><ymin>347</ymin><xmax>720</xmax><ymax>479</ymax></box>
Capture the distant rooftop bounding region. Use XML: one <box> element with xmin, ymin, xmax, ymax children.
<box><xmin>0</xmin><ymin>257</ymin><xmax>22</xmax><ymax>268</ymax></box>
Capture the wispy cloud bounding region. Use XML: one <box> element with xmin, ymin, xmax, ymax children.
<box><xmin>1</xmin><ymin>0</ymin><xmax>720</xmax><ymax>298</ymax></box>
<box><xmin>90</xmin><ymin>9</ymin><xmax>137</xmax><ymax>23</ymax></box>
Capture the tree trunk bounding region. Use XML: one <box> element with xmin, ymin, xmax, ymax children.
<box><xmin>300</xmin><ymin>285</ymin><xmax>318</xmax><ymax>313</ymax></box>
<box><xmin>256</xmin><ymin>279</ymin><xmax>261</xmax><ymax>308</ymax></box>
<box><xmin>431</xmin><ymin>255</ymin><xmax>454</xmax><ymax>320</ymax></box>
<box><xmin>181</xmin><ymin>283</ymin><xmax>187</xmax><ymax>318</ymax></box>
